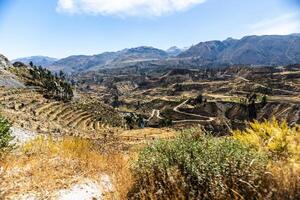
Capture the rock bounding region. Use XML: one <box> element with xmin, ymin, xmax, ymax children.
<box><xmin>10</xmin><ymin>127</ymin><xmax>37</xmax><ymax>146</ymax></box>
<box><xmin>0</xmin><ymin>54</ymin><xmax>25</xmax><ymax>88</ymax></box>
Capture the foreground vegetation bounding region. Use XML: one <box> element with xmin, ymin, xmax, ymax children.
<box><xmin>0</xmin><ymin>136</ymin><xmax>132</xmax><ymax>199</ymax></box>
<box><xmin>0</xmin><ymin>115</ymin><xmax>13</xmax><ymax>153</ymax></box>
<box><xmin>0</xmin><ymin>118</ymin><xmax>299</xmax><ymax>199</ymax></box>
<box><xmin>129</xmin><ymin>120</ymin><xmax>300</xmax><ymax>199</ymax></box>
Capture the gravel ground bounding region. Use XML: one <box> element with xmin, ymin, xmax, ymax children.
<box><xmin>57</xmin><ymin>175</ymin><xmax>114</xmax><ymax>200</ymax></box>
<box><xmin>10</xmin><ymin>127</ymin><xmax>38</xmax><ymax>146</ymax></box>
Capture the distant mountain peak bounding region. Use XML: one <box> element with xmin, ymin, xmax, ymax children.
<box><xmin>178</xmin><ymin>34</ymin><xmax>300</xmax><ymax>66</ymax></box>
<box><xmin>15</xmin><ymin>33</ymin><xmax>300</xmax><ymax>73</ymax></box>
<box><xmin>166</xmin><ymin>46</ymin><xmax>184</xmax><ymax>56</ymax></box>
<box><xmin>12</xmin><ymin>56</ymin><xmax>58</xmax><ymax>67</ymax></box>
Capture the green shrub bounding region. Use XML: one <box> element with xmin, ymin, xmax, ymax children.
<box><xmin>128</xmin><ymin>130</ymin><xmax>269</xmax><ymax>200</ymax></box>
<box><xmin>0</xmin><ymin>116</ymin><xmax>14</xmax><ymax>151</ymax></box>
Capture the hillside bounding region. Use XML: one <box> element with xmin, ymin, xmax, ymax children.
<box><xmin>166</xmin><ymin>46</ymin><xmax>184</xmax><ymax>56</ymax></box>
<box><xmin>14</xmin><ymin>34</ymin><xmax>300</xmax><ymax>74</ymax></box>
<box><xmin>12</xmin><ymin>56</ymin><xmax>58</xmax><ymax>67</ymax></box>
<box><xmin>179</xmin><ymin>34</ymin><xmax>300</xmax><ymax>66</ymax></box>
<box><xmin>0</xmin><ymin>54</ymin><xmax>25</xmax><ymax>88</ymax></box>
<box><xmin>1</xmin><ymin>52</ymin><xmax>300</xmax><ymax>199</ymax></box>
<box><xmin>48</xmin><ymin>46</ymin><xmax>168</xmax><ymax>73</ymax></box>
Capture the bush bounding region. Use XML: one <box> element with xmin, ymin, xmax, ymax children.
<box><xmin>0</xmin><ymin>116</ymin><xmax>14</xmax><ymax>151</ymax></box>
<box><xmin>129</xmin><ymin>131</ymin><xmax>268</xmax><ymax>199</ymax></box>
<box><xmin>233</xmin><ymin>118</ymin><xmax>300</xmax><ymax>161</ymax></box>
<box><xmin>233</xmin><ymin>119</ymin><xmax>300</xmax><ymax>199</ymax></box>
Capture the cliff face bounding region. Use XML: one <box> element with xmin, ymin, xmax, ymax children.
<box><xmin>0</xmin><ymin>54</ymin><xmax>25</xmax><ymax>88</ymax></box>
<box><xmin>0</xmin><ymin>54</ymin><xmax>13</xmax><ymax>69</ymax></box>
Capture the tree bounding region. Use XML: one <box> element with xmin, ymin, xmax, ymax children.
<box><xmin>124</xmin><ymin>113</ymin><xmax>135</xmax><ymax>130</ymax></box>
<box><xmin>195</xmin><ymin>94</ymin><xmax>203</xmax><ymax>104</ymax></box>
<box><xmin>111</xmin><ymin>95</ymin><xmax>120</xmax><ymax>108</ymax></box>
<box><xmin>28</xmin><ymin>64</ymin><xmax>73</xmax><ymax>101</ymax></box>
<box><xmin>0</xmin><ymin>116</ymin><xmax>14</xmax><ymax>151</ymax></box>
<box><xmin>59</xmin><ymin>70</ymin><xmax>65</xmax><ymax>80</ymax></box>
<box><xmin>159</xmin><ymin>118</ymin><xmax>172</xmax><ymax>127</ymax></box>
<box><xmin>261</xmin><ymin>95</ymin><xmax>267</xmax><ymax>106</ymax></box>
<box><xmin>174</xmin><ymin>83</ymin><xmax>183</xmax><ymax>92</ymax></box>
<box><xmin>248</xmin><ymin>100</ymin><xmax>257</xmax><ymax>121</ymax></box>
<box><xmin>248</xmin><ymin>93</ymin><xmax>257</xmax><ymax>103</ymax></box>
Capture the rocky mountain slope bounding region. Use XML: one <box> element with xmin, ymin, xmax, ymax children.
<box><xmin>166</xmin><ymin>46</ymin><xmax>184</xmax><ymax>57</ymax></box>
<box><xmin>48</xmin><ymin>46</ymin><xmax>168</xmax><ymax>73</ymax></box>
<box><xmin>13</xmin><ymin>34</ymin><xmax>300</xmax><ymax>74</ymax></box>
<box><xmin>179</xmin><ymin>34</ymin><xmax>300</xmax><ymax>66</ymax></box>
<box><xmin>0</xmin><ymin>54</ymin><xmax>24</xmax><ymax>88</ymax></box>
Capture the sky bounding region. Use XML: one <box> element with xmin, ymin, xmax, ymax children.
<box><xmin>0</xmin><ymin>0</ymin><xmax>299</xmax><ymax>59</ymax></box>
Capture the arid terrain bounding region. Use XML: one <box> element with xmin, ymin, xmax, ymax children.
<box><xmin>1</xmin><ymin>55</ymin><xmax>300</xmax><ymax>199</ymax></box>
<box><xmin>75</xmin><ymin>64</ymin><xmax>300</xmax><ymax>132</ymax></box>
<box><xmin>2</xmin><ymin>0</ymin><xmax>300</xmax><ymax>198</ymax></box>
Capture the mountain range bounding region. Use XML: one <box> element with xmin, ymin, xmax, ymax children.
<box><xmin>12</xmin><ymin>34</ymin><xmax>300</xmax><ymax>73</ymax></box>
<box><xmin>12</xmin><ymin>56</ymin><xmax>58</xmax><ymax>67</ymax></box>
<box><xmin>178</xmin><ymin>34</ymin><xmax>300</xmax><ymax>66</ymax></box>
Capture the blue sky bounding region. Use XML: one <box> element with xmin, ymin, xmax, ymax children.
<box><xmin>0</xmin><ymin>0</ymin><xmax>299</xmax><ymax>59</ymax></box>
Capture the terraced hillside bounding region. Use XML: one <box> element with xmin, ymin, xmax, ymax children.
<box><xmin>75</xmin><ymin>64</ymin><xmax>300</xmax><ymax>132</ymax></box>
<box><xmin>0</xmin><ymin>86</ymin><xmax>178</xmax><ymax>150</ymax></box>
<box><xmin>0</xmin><ymin>87</ymin><xmax>121</xmax><ymax>139</ymax></box>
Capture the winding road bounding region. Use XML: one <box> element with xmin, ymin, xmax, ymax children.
<box><xmin>147</xmin><ymin>109</ymin><xmax>163</xmax><ymax>121</ymax></box>
<box><xmin>148</xmin><ymin>99</ymin><xmax>216</xmax><ymax>124</ymax></box>
<box><xmin>173</xmin><ymin>100</ymin><xmax>215</xmax><ymax>122</ymax></box>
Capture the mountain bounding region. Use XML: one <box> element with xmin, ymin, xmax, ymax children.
<box><xmin>49</xmin><ymin>46</ymin><xmax>168</xmax><ymax>73</ymax></box>
<box><xmin>12</xmin><ymin>56</ymin><xmax>58</xmax><ymax>67</ymax></box>
<box><xmin>0</xmin><ymin>54</ymin><xmax>25</xmax><ymax>88</ymax></box>
<box><xmin>49</xmin><ymin>53</ymin><xmax>117</xmax><ymax>73</ymax></box>
<box><xmin>113</xmin><ymin>46</ymin><xmax>168</xmax><ymax>63</ymax></box>
<box><xmin>166</xmin><ymin>46</ymin><xmax>184</xmax><ymax>56</ymax></box>
<box><xmin>22</xmin><ymin>34</ymin><xmax>300</xmax><ymax>74</ymax></box>
<box><xmin>178</xmin><ymin>34</ymin><xmax>300</xmax><ymax>66</ymax></box>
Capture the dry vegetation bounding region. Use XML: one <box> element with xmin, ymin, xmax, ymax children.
<box><xmin>127</xmin><ymin>120</ymin><xmax>300</xmax><ymax>200</ymax></box>
<box><xmin>1</xmin><ymin>64</ymin><xmax>300</xmax><ymax>199</ymax></box>
<box><xmin>0</xmin><ymin>116</ymin><xmax>299</xmax><ymax>199</ymax></box>
<box><xmin>0</xmin><ymin>136</ymin><xmax>132</xmax><ymax>199</ymax></box>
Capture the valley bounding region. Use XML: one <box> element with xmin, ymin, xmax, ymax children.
<box><xmin>2</xmin><ymin>0</ymin><xmax>300</xmax><ymax>198</ymax></box>
<box><xmin>75</xmin><ymin>64</ymin><xmax>300</xmax><ymax>133</ymax></box>
<box><xmin>1</xmin><ymin>36</ymin><xmax>300</xmax><ymax>199</ymax></box>
<box><xmin>3</xmin><ymin>53</ymin><xmax>300</xmax><ymax>152</ymax></box>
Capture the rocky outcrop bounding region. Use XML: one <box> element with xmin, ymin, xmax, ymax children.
<box><xmin>0</xmin><ymin>54</ymin><xmax>12</xmax><ymax>69</ymax></box>
<box><xmin>0</xmin><ymin>54</ymin><xmax>25</xmax><ymax>88</ymax></box>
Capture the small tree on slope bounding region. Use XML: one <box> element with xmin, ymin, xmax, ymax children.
<box><xmin>0</xmin><ymin>116</ymin><xmax>14</xmax><ymax>151</ymax></box>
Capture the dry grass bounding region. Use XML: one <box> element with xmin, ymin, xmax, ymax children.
<box><xmin>120</xmin><ymin>128</ymin><xmax>177</xmax><ymax>140</ymax></box>
<box><xmin>267</xmin><ymin>161</ymin><xmax>300</xmax><ymax>199</ymax></box>
<box><xmin>0</xmin><ymin>136</ymin><xmax>133</xmax><ymax>199</ymax></box>
<box><xmin>233</xmin><ymin>119</ymin><xmax>300</xmax><ymax>199</ymax></box>
<box><xmin>233</xmin><ymin>118</ymin><xmax>300</xmax><ymax>160</ymax></box>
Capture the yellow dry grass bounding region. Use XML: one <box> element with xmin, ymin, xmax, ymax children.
<box><xmin>0</xmin><ymin>136</ymin><xmax>133</xmax><ymax>199</ymax></box>
<box><xmin>233</xmin><ymin>118</ymin><xmax>300</xmax><ymax>160</ymax></box>
<box><xmin>120</xmin><ymin>128</ymin><xmax>177</xmax><ymax>140</ymax></box>
<box><xmin>267</xmin><ymin>160</ymin><xmax>300</xmax><ymax>199</ymax></box>
<box><xmin>233</xmin><ymin>119</ymin><xmax>300</xmax><ymax>199</ymax></box>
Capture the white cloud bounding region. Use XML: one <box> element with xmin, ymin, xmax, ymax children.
<box><xmin>56</xmin><ymin>0</ymin><xmax>206</xmax><ymax>17</ymax></box>
<box><xmin>249</xmin><ymin>13</ymin><xmax>300</xmax><ymax>35</ymax></box>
